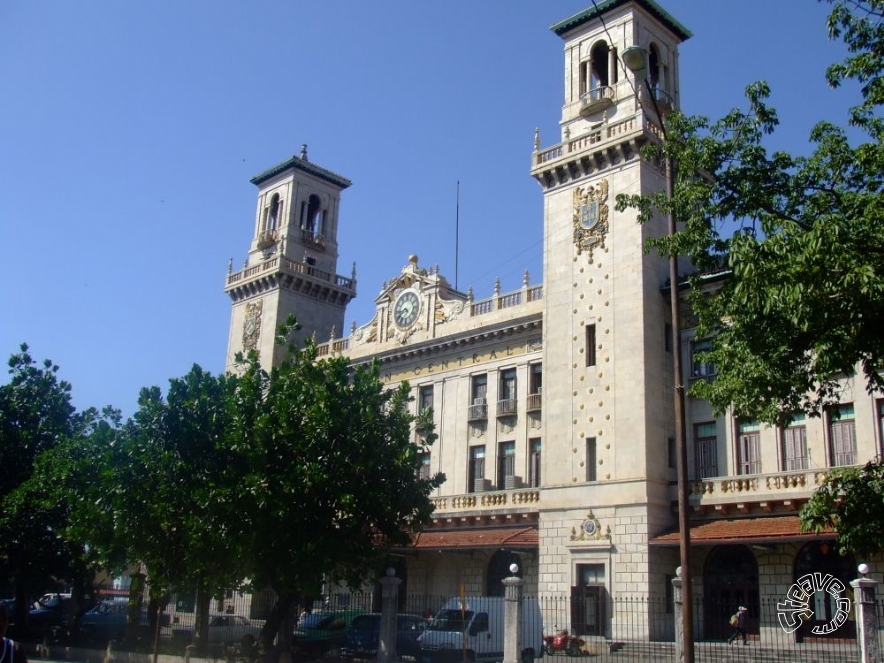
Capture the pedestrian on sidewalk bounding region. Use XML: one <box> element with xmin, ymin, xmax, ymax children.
<box><xmin>726</xmin><ymin>606</ymin><xmax>748</xmax><ymax>646</ymax></box>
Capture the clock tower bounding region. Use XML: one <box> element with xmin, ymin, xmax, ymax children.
<box><xmin>530</xmin><ymin>0</ymin><xmax>690</xmax><ymax>598</ymax></box>
<box><xmin>224</xmin><ymin>145</ymin><xmax>357</xmax><ymax>370</ymax></box>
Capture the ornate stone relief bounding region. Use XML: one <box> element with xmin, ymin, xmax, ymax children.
<box><xmin>572</xmin><ymin>179</ymin><xmax>609</xmax><ymax>263</ymax></box>
<box><xmin>570</xmin><ymin>510</ymin><xmax>611</xmax><ymax>542</ymax></box>
<box><xmin>434</xmin><ymin>297</ymin><xmax>466</xmax><ymax>325</ymax></box>
<box><xmin>242</xmin><ymin>299</ymin><xmax>263</xmax><ymax>352</ymax></box>
<box><xmin>353</xmin><ymin>315</ymin><xmax>379</xmax><ymax>345</ymax></box>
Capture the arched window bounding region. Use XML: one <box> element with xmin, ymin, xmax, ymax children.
<box><xmin>486</xmin><ymin>550</ymin><xmax>522</xmax><ymax>597</ymax></box>
<box><xmin>793</xmin><ymin>542</ymin><xmax>856</xmax><ymax>640</ymax></box>
<box><xmin>590</xmin><ymin>42</ymin><xmax>610</xmax><ymax>90</ymax></box>
<box><xmin>702</xmin><ymin>545</ymin><xmax>758</xmax><ymax>640</ymax></box>
<box><xmin>648</xmin><ymin>44</ymin><xmax>661</xmax><ymax>90</ymax></box>
<box><xmin>268</xmin><ymin>194</ymin><xmax>280</xmax><ymax>231</ymax></box>
<box><xmin>304</xmin><ymin>194</ymin><xmax>322</xmax><ymax>234</ymax></box>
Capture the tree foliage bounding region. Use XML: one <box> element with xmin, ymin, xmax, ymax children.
<box><xmin>617</xmin><ymin>0</ymin><xmax>884</xmax><ymax>424</ymax></box>
<box><xmin>0</xmin><ymin>344</ymin><xmax>84</xmax><ymax>626</ymax></box>
<box><xmin>800</xmin><ymin>459</ymin><xmax>884</xmax><ymax>557</ymax></box>
<box><xmin>234</xmin><ymin>322</ymin><xmax>445</xmax><ymax>646</ymax></box>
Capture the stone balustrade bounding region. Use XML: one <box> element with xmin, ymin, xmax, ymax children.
<box><xmin>430</xmin><ymin>488</ymin><xmax>540</xmax><ymax>514</ymax></box>
<box><xmin>688</xmin><ymin>469</ymin><xmax>831</xmax><ymax>505</ymax></box>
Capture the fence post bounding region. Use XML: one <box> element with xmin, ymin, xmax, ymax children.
<box><xmin>850</xmin><ymin>563</ymin><xmax>879</xmax><ymax>663</ymax></box>
<box><xmin>503</xmin><ymin>564</ymin><xmax>525</xmax><ymax>663</ymax></box>
<box><xmin>671</xmin><ymin>568</ymin><xmax>684</xmax><ymax>663</ymax></box>
<box><xmin>378</xmin><ymin>568</ymin><xmax>402</xmax><ymax>663</ymax></box>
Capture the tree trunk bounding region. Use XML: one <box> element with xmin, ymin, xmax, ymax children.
<box><xmin>127</xmin><ymin>572</ymin><xmax>146</xmax><ymax>641</ymax></box>
<box><xmin>259</xmin><ymin>592</ymin><xmax>296</xmax><ymax>662</ymax></box>
<box><xmin>194</xmin><ymin>588</ymin><xmax>212</xmax><ymax>651</ymax></box>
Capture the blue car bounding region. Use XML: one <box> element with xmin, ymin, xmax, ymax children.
<box><xmin>341</xmin><ymin>613</ymin><xmax>427</xmax><ymax>659</ymax></box>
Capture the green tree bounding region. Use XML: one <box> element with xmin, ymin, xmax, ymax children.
<box><xmin>11</xmin><ymin>406</ymin><xmax>124</xmax><ymax>633</ymax></box>
<box><xmin>800</xmin><ymin>459</ymin><xmax>884</xmax><ymax>557</ymax></box>
<box><xmin>235</xmin><ymin>323</ymin><xmax>444</xmax><ymax>653</ymax></box>
<box><xmin>98</xmin><ymin>365</ymin><xmax>249</xmax><ymax>646</ymax></box>
<box><xmin>617</xmin><ymin>0</ymin><xmax>884</xmax><ymax>424</ymax></box>
<box><xmin>0</xmin><ymin>344</ymin><xmax>79</xmax><ymax>628</ymax></box>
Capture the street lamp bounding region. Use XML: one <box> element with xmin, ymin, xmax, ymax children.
<box><xmin>622</xmin><ymin>44</ymin><xmax>694</xmax><ymax>663</ymax></box>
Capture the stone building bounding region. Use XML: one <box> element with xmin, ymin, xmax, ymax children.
<box><xmin>224</xmin><ymin>0</ymin><xmax>879</xmax><ymax>644</ymax></box>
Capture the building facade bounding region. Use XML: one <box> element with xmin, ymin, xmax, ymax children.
<box><xmin>223</xmin><ymin>0</ymin><xmax>880</xmax><ymax>645</ymax></box>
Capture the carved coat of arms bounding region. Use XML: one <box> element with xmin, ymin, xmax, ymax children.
<box><xmin>242</xmin><ymin>299</ymin><xmax>263</xmax><ymax>352</ymax></box>
<box><xmin>572</xmin><ymin>179</ymin><xmax>609</xmax><ymax>263</ymax></box>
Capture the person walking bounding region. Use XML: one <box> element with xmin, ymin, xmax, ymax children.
<box><xmin>726</xmin><ymin>605</ymin><xmax>748</xmax><ymax>646</ymax></box>
<box><xmin>0</xmin><ymin>602</ymin><xmax>28</xmax><ymax>663</ymax></box>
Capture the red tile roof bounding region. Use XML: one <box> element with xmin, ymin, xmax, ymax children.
<box><xmin>409</xmin><ymin>527</ymin><xmax>539</xmax><ymax>550</ymax></box>
<box><xmin>650</xmin><ymin>516</ymin><xmax>835</xmax><ymax>546</ymax></box>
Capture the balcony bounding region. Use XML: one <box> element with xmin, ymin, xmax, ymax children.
<box><xmin>467</xmin><ymin>399</ymin><xmax>488</xmax><ymax>422</ymax></box>
<box><xmin>300</xmin><ymin>229</ymin><xmax>326</xmax><ymax>250</ymax></box>
<box><xmin>430</xmin><ymin>487</ymin><xmax>540</xmax><ymax>515</ymax></box>
<box><xmin>256</xmin><ymin>229</ymin><xmax>278</xmax><ymax>249</ymax></box>
<box><xmin>496</xmin><ymin>398</ymin><xmax>517</xmax><ymax>418</ymax></box>
<box><xmin>579</xmin><ymin>85</ymin><xmax>615</xmax><ymax>116</ymax></box>
<box><xmin>683</xmin><ymin>468</ymin><xmax>833</xmax><ymax>517</ymax></box>
<box><xmin>526</xmin><ymin>392</ymin><xmax>542</xmax><ymax>413</ymax></box>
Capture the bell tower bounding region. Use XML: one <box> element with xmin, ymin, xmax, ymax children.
<box><xmin>531</xmin><ymin>0</ymin><xmax>690</xmax><ymax>599</ymax></box>
<box><xmin>224</xmin><ymin>145</ymin><xmax>357</xmax><ymax>370</ymax></box>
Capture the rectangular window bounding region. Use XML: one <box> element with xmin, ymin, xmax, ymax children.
<box><xmin>586</xmin><ymin>437</ymin><xmax>597</xmax><ymax>482</ymax></box>
<box><xmin>664</xmin><ymin>323</ymin><xmax>673</xmax><ymax>353</ymax></box>
<box><xmin>527</xmin><ymin>364</ymin><xmax>542</xmax><ymax>412</ymax></box>
<box><xmin>579</xmin><ymin>61</ymin><xmax>589</xmax><ymax>98</ymax></box>
<box><xmin>468</xmin><ymin>374</ymin><xmax>488</xmax><ymax>421</ymax></box>
<box><xmin>417</xmin><ymin>452</ymin><xmax>431</xmax><ymax>480</ymax></box>
<box><xmin>498</xmin><ymin>368</ymin><xmax>517</xmax><ymax>416</ymax></box>
<box><xmin>469</xmin><ymin>446</ymin><xmax>486</xmax><ymax>493</ymax></box>
<box><xmin>471</xmin><ymin>374</ymin><xmax>487</xmax><ymax>404</ymax></box>
<box><xmin>829</xmin><ymin>403</ymin><xmax>857</xmax><ymax>467</ymax></box>
<box><xmin>529</xmin><ymin>438</ymin><xmax>542</xmax><ymax>488</ymax></box>
<box><xmin>529</xmin><ymin>363</ymin><xmax>542</xmax><ymax>395</ymax></box>
<box><xmin>668</xmin><ymin>436</ymin><xmax>676</xmax><ymax>470</ymax></box>
<box><xmin>497</xmin><ymin>441</ymin><xmax>516</xmax><ymax>488</ymax></box>
<box><xmin>878</xmin><ymin>400</ymin><xmax>884</xmax><ymax>457</ymax></box>
<box><xmin>737</xmin><ymin>420</ymin><xmax>762</xmax><ymax>475</ymax></box>
<box><xmin>585</xmin><ymin>324</ymin><xmax>597</xmax><ymax>367</ymax></box>
<box><xmin>499</xmin><ymin>369</ymin><xmax>517</xmax><ymax>401</ymax></box>
<box><xmin>418</xmin><ymin>385</ymin><xmax>434</xmax><ymax>415</ymax></box>
<box><xmin>782</xmin><ymin>414</ymin><xmax>808</xmax><ymax>471</ymax></box>
<box><xmin>690</xmin><ymin>338</ymin><xmax>715</xmax><ymax>381</ymax></box>
<box><xmin>694</xmin><ymin>422</ymin><xmax>718</xmax><ymax>478</ymax></box>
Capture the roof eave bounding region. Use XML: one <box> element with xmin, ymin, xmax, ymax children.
<box><xmin>551</xmin><ymin>0</ymin><xmax>691</xmax><ymax>42</ymax></box>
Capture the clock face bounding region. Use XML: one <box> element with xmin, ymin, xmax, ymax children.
<box><xmin>394</xmin><ymin>291</ymin><xmax>420</xmax><ymax>328</ymax></box>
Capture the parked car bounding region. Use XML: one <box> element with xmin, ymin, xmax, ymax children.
<box><xmin>29</xmin><ymin>593</ymin><xmax>74</xmax><ymax>633</ymax></box>
<box><xmin>293</xmin><ymin>609</ymin><xmax>367</xmax><ymax>657</ymax></box>
<box><xmin>340</xmin><ymin>613</ymin><xmax>427</xmax><ymax>659</ymax></box>
<box><xmin>171</xmin><ymin>614</ymin><xmax>263</xmax><ymax>646</ymax></box>
<box><xmin>80</xmin><ymin>599</ymin><xmax>172</xmax><ymax>642</ymax></box>
<box><xmin>205</xmin><ymin>614</ymin><xmax>263</xmax><ymax>645</ymax></box>
<box><xmin>80</xmin><ymin>600</ymin><xmax>129</xmax><ymax>641</ymax></box>
<box><xmin>0</xmin><ymin>599</ymin><xmax>15</xmax><ymax>625</ymax></box>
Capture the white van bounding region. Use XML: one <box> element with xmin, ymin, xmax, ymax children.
<box><xmin>418</xmin><ymin>596</ymin><xmax>542</xmax><ymax>663</ymax></box>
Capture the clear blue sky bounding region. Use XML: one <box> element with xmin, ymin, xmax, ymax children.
<box><xmin>0</xmin><ymin>1</ymin><xmax>857</xmax><ymax>417</ymax></box>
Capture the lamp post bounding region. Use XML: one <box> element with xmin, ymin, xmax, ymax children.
<box><xmin>622</xmin><ymin>45</ymin><xmax>694</xmax><ymax>663</ymax></box>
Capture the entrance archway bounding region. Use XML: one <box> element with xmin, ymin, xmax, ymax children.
<box><xmin>702</xmin><ymin>545</ymin><xmax>759</xmax><ymax>640</ymax></box>
<box><xmin>486</xmin><ymin>550</ymin><xmax>522</xmax><ymax>596</ymax></box>
<box><xmin>794</xmin><ymin>541</ymin><xmax>856</xmax><ymax>641</ymax></box>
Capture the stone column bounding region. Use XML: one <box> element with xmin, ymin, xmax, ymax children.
<box><xmin>503</xmin><ymin>568</ymin><xmax>525</xmax><ymax>663</ymax></box>
<box><xmin>850</xmin><ymin>564</ymin><xmax>879</xmax><ymax>663</ymax></box>
<box><xmin>672</xmin><ymin>570</ymin><xmax>684</xmax><ymax>663</ymax></box>
<box><xmin>378</xmin><ymin>569</ymin><xmax>403</xmax><ymax>663</ymax></box>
